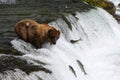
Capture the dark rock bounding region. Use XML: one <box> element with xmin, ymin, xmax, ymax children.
<box><xmin>0</xmin><ymin>37</ymin><xmax>23</xmax><ymax>55</ymax></box>
<box><xmin>113</xmin><ymin>14</ymin><xmax>120</xmax><ymax>23</ymax></box>
<box><xmin>0</xmin><ymin>55</ymin><xmax>52</xmax><ymax>74</ymax></box>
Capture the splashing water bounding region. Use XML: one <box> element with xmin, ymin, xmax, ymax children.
<box><xmin>9</xmin><ymin>8</ymin><xmax>120</xmax><ymax>80</ymax></box>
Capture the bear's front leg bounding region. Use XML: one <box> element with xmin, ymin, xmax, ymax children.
<box><xmin>35</xmin><ymin>42</ymin><xmax>42</xmax><ymax>49</ymax></box>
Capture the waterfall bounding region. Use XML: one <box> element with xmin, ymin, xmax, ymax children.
<box><xmin>4</xmin><ymin>8</ymin><xmax>120</xmax><ymax>80</ymax></box>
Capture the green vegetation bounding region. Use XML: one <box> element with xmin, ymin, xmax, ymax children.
<box><xmin>81</xmin><ymin>0</ymin><xmax>116</xmax><ymax>15</ymax></box>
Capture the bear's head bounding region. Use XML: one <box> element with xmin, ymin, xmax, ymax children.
<box><xmin>47</xmin><ymin>28</ymin><xmax>60</xmax><ymax>44</ymax></box>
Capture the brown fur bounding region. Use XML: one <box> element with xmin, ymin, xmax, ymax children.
<box><xmin>15</xmin><ymin>19</ymin><xmax>39</xmax><ymax>42</ymax></box>
<box><xmin>15</xmin><ymin>19</ymin><xmax>60</xmax><ymax>48</ymax></box>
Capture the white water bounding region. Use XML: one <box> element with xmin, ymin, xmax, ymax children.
<box><xmin>9</xmin><ymin>8</ymin><xmax>120</xmax><ymax>80</ymax></box>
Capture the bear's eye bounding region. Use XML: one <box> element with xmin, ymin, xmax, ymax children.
<box><xmin>51</xmin><ymin>36</ymin><xmax>55</xmax><ymax>39</ymax></box>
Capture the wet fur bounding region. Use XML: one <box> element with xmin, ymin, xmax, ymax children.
<box><xmin>15</xmin><ymin>19</ymin><xmax>60</xmax><ymax>48</ymax></box>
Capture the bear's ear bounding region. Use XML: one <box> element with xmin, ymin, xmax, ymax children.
<box><xmin>31</xmin><ymin>25</ymin><xmax>37</xmax><ymax>29</ymax></box>
<box><xmin>57</xmin><ymin>30</ymin><xmax>60</xmax><ymax>35</ymax></box>
<box><xmin>48</xmin><ymin>29</ymin><xmax>54</xmax><ymax>36</ymax></box>
<box><xmin>47</xmin><ymin>29</ymin><xmax>54</xmax><ymax>37</ymax></box>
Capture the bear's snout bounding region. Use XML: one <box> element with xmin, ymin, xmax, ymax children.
<box><xmin>52</xmin><ymin>40</ymin><xmax>56</xmax><ymax>44</ymax></box>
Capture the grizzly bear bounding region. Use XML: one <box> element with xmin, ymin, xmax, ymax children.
<box><xmin>15</xmin><ymin>19</ymin><xmax>60</xmax><ymax>48</ymax></box>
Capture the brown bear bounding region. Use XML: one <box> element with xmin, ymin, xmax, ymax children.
<box><xmin>15</xmin><ymin>19</ymin><xmax>60</xmax><ymax>48</ymax></box>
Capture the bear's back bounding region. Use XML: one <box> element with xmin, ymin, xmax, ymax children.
<box><xmin>36</xmin><ymin>24</ymin><xmax>54</xmax><ymax>37</ymax></box>
<box><xmin>15</xmin><ymin>19</ymin><xmax>39</xmax><ymax>27</ymax></box>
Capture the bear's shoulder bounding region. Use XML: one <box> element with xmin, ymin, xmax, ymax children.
<box><xmin>37</xmin><ymin>24</ymin><xmax>53</xmax><ymax>31</ymax></box>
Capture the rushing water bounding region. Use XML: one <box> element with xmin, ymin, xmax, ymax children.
<box><xmin>3</xmin><ymin>8</ymin><xmax>118</xmax><ymax>80</ymax></box>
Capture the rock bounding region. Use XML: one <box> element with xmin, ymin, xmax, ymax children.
<box><xmin>113</xmin><ymin>14</ymin><xmax>120</xmax><ymax>23</ymax></box>
<box><xmin>81</xmin><ymin>0</ymin><xmax>116</xmax><ymax>15</ymax></box>
<box><xmin>0</xmin><ymin>37</ymin><xmax>23</xmax><ymax>55</ymax></box>
<box><xmin>101</xmin><ymin>1</ymin><xmax>116</xmax><ymax>15</ymax></box>
<box><xmin>0</xmin><ymin>55</ymin><xmax>51</xmax><ymax>74</ymax></box>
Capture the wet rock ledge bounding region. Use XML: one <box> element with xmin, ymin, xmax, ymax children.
<box><xmin>0</xmin><ymin>55</ymin><xmax>51</xmax><ymax>74</ymax></box>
